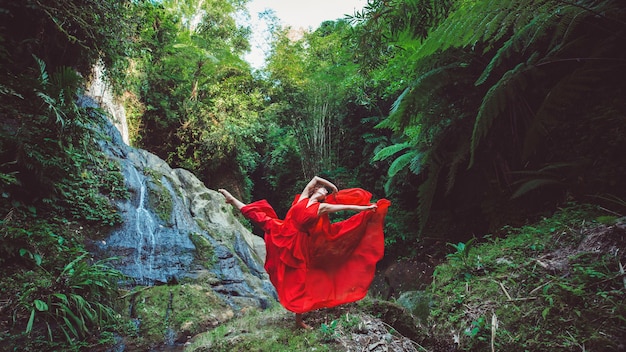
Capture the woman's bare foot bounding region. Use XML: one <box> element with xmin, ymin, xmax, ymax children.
<box><xmin>295</xmin><ymin>313</ymin><xmax>312</xmax><ymax>329</ymax></box>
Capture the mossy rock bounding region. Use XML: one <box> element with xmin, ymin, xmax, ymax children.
<box><xmin>125</xmin><ymin>283</ymin><xmax>234</xmax><ymax>349</ymax></box>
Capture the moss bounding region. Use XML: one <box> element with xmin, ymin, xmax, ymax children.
<box><xmin>185</xmin><ymin>304</ymin><xmax>333</xmax><ymax>352</ymax></box>
<box><xmin>127</xmin><ymin>283</ymin><xmax>232</xmax><ymax>349</ymax></box>
<box><xmin>144</xmin><ymin>168</ymin><xmax>173</xmax><ymax>224</ymax></box>
<box><xmin>427</xmin><ymin>203</ymin><xmax>626</xmax><ymax>351</ymax></box>
<box><xmin>189</xmin><ymin>232</ymin><xmax>217</xmax><ymax>269</ymax></box>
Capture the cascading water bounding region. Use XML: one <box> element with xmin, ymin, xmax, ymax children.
<box><xmin>129</xmin><ymin>166</ymin><xmax>157</xmax><ymax>285</ymax></box>
<box><xmin>97</xmin><ymin>155</ymin><xmax>197</xmax><ymax>286</ymax></box>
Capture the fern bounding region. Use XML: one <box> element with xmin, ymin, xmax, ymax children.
<box><xmin>372</xmin><ymin>142</ymin><xmax>411</xmax><ymax>162</ymax></box>
<box><xmin>445</xmin><ymin>138</ymin><xmax>470</xmax><ymax>194</ymax></box>
<box><xmin>385</xmin><ymin>62</ymin><xmax>468</xmax><ymax>132</ymax></box>
<box><xmin>387</xmin><ymin>152</ymin><xmax>416</xmax><ymax>178</ymax></box>
<box><xmin>417</xmin><ymin>161</ymin><xmax>443</xmax><ymax>233</ymax></box>
<box><xmin>469</xmin><ymin>58</ymin><xmax>534</xmax><ymax>167</ymax></box>
<box><xmin>522</xmin><ymin>64</ymin><xmax>605</xmax><ymax>160</ymax></box>
<box><xmin>509</xmin><ymin>162</ymin><xmax>581</xmax><ymax>198</ymax></box>
<box><xmin>474</xmin><ymin>15</ymin><xmax>550</xmax><ymax>86</ymax></box>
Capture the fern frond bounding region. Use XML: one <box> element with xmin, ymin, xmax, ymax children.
<box><xmin>511</xmin><ymin>178</ymin><xmax>562</xmax><ymax>199</ymax></box>
<box><xmin>33</xmin><ymin>55</ymin><xmax>49</xmax><ymax>87</ymax></box>
<box><xmin>387</xmin><ymin>151</ymin><xmax>415</xmax><ymax>178</ymax></box>
<box><xmin>372</xmin><ymin>142</ymin><xmax>411</xmax><ymax>162</ymax></box>
<box><xmin>417</xmin><ymin>161</ymin><xmax>442</xmax><ymax>234</ymax></box>
<box><xmin>408</xmin><ymin>150</ymin><xmax>425</xmax><ymax>175</ymax></box>
<box><xmin>445</xmin><ymin>139</ymin><xmax>470</xmax><ymax>194</ymax></box>
<box><xmin>475</xmin><ymin>15</ymin><xmax>550</xmax><ymax>86</ymax></box>
<box><xmin>548</xmin><ymin>5</ymin><xmax>588</xmax><ymax>50</ymax></box>
<box><xmin>386</xmin><ymin>62</ymin><xmax>466</xmax><ymax>131</ymax></box>
<box><xmin>469</xmin><ymin>59</ymin><xmax>534</xmax><ymax>167</ymax></box>
<box><xmin>522</xmin><ymin>64</ymin><xmax>605</xmax><ymax>160</ymax></box>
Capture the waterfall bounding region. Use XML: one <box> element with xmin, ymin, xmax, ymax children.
<box><xmin>129</xmin><ymin>166</ymin><xmax>157</xmax><ymax>285</ymax></box>
<box><xmin>97</xmin><ymin>157</ymin><xmax>196</xmax><ymax>286</ymax></box>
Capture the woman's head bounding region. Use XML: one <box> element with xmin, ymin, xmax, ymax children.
<box><xmin>309</xmin><ymin>183</ymin><xmax>329</xmax><ymax>200</ymax></box>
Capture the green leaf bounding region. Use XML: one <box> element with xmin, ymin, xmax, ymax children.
<box><xmin>542</xmin><ymin>307</ymin><xmax>550</xmax><ymax>320</ymax></box>
<box><xmin>26</xmin><ymin>309</ymin><xmax>36</xmax><ymax>334</ymax></box>
<box><xmin>372</xmin><ymin>142</ymin><xmax>410</xmax><ymax>162</ymax></box>
<box><xmin>34</xmin><ymin>299</ymin><xmax>49</xmax><ymax>312</ymax></box>
<box><xmin>33</xmin><ymin>254</ymin><xmax>42</xmax><ymax>266</ymax></box>
<box><xmin>387</xmin><ymin>152</ymin><xmax>414</xmax><ymax>178</ymax></box>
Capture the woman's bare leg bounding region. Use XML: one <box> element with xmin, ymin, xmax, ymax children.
<box><xmin>218</xmin><ymin>189</ymin><xmax>246</xmax><ymax>210</ymax></box>
<box><xmin>295</xmin><ymin>313</ymin><xmax>312</xmax><ymax>329</ymax></box>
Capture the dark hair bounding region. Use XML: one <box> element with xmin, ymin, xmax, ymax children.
<box><xmin>308</xmin><ymin>183</ymin><xmax>328</xmax><ymax>197</ymax></box>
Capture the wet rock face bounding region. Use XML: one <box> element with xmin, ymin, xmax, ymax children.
<box><xmin>89</xmin><ymin>109</ymin><xmax>275</xmax><ymax>310</ymax></box>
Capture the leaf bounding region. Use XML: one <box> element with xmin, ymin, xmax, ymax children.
<box><xmin>387</xmin><ymin>152</ymin><xmax>414</xmax><ymax>178</ymax></box>
<box><xmin>511</xmin><ymin>178</ymin><xmax>562</xmax><ymax>199</ymax></box>
<box><xmin>52</xmin><ymin>293</ymin><xmax>69</xmax><ymax>305</ymax></box>
<box><xmin>372</xmin><ymin>142</ymin><xmax>410</xmax><ymax>162</ymax></box>
<box><xmin>542</xmin><ymin>307</ymin><xmax>550</xmax><ymax>320</ymax></box>
<box><xmin>26</xmin><ymin>309</ymin><xmax>36</xmax><ymax>334</ymax></box>
<box><xmin>34</xmin><ymin>299</ymin><xmax>49</xmax><ymax>312</ymax></box>
<box><xmin>469</xmin><ymin>61</ymin><xmax>530</xmax><ymax>167</ymax></box>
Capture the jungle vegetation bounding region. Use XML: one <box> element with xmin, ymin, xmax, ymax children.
<box><xmin>0</xmin><ymin>0</ymin><xmax>624</xmax><ymax>350</ymax></box>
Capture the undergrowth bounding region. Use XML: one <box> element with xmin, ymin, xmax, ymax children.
<box><xmin>429</xmin><ymin>203</ymin><xmax>626</xmax><ymax>351</ymax></box>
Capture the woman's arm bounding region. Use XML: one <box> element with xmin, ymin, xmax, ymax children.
<box><xmin>317</xmin><ymin>202</ymin><xmax>377</xmax><ymax>215</ymax></box>
<box><xmin>314</xmin><ymin>176</ymin><xmax>338</xmax><ymax>193</ymax></box>
<box><xmin>299</xmin><ymin>176</ymin><xmax>338</xmax><ymax>199</ymax></box>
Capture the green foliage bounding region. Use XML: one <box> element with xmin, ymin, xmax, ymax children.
<box><xmin>446</xmin><ymin>238</ymin><xmax>477</xmax><ymax>272</ymax></box>
<box><xmin>430</xmin><ymin>204</ymin><xmax>626</xmax><ymax>351</ymax></box>
<box><xmin>365</xmin><ymin>0</ymin><xmax>626</xmax><ymax>237</ymax></box>
<box><xmin>128</xmin><ymin>0</ymin><xmax>264</xmax><ymax>190</ymax></box>
<box><xmin>0</xmin><ymin>0</ymin><xmax>137</xmax><ymax>79</ymax></box>
<box><xmin>0</xmin><ymin>55</ymin><xmax>128</xmax><ymax>226</ymax></box>
<box><xmin>319</xmin><ymin>319</ymin><xmax>339</xmax><ymax>342</ymax></box>
<box><xmin>18</xmin><ymin>254</ymin><xmax>124</xmax><ymax>342</ymax></box>
<box><xmin>264</xmin><ymin>20</ymin><xmax>360</xmax><ymax>180</ymax></box>
<box><xmin>0</xmin><ymin>217</ymin><xmax>127</xmax><ymax>349</ymax></box>
<box><xmin>347</xmin><ymin>0</ymin><xmax>455</xmax><ymax>69</ymax></box>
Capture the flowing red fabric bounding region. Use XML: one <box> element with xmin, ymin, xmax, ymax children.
<box><xmin>241</xmin><ymin>188</ymin><xmax>390</xmax><ymax>313</ymax></box>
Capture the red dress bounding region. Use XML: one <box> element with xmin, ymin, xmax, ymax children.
<box><xmin>241</xmin><ymin>188</ymin><xmax>390</xmax><ymax>313</ymax></box>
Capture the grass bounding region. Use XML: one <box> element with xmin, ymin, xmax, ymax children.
<box><xmin>427</xmin><ymin>203</ymin><xmax>626</xmax><ymax>351</ymax></box>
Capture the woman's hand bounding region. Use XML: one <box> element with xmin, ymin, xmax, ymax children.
<box><xmin>364</xmin><ymin>204</ymin><xmax>378</xmax><ymax>212</ymax></box>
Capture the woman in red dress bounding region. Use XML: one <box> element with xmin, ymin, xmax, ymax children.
<box><xmin>219</xmin><ymin>176</ymin><xmax>390</xmax><ymax>328</ymax></box>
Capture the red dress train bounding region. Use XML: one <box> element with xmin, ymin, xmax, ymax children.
<box><xmin>240</xmin><ymin>188</ymin><xmax>390</xmax><ymax>313</ymax></box>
